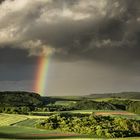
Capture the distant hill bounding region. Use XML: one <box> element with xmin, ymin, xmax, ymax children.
<box><xmin>1</xmin><ymin>91</ymin><xmax>140</xmax><ymax>108</ymax></box>
<box><xmin>74</xmin><ymin>100</ymin><xmax>117</xmax><ymax>110</ymax></box>
<box><xmin>88</xmin><ymin>92</ymin><xmax>140</xmax><ymax>99</ymax></box>
<box><xmin>0</xmin><ymin>91</ymin><xmax>43</xmax><ymax>107</ymax></box>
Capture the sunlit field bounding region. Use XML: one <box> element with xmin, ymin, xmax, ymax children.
<box><xmin>0</xmin><ymin>114</ymin><xmax>27</xmax><ymax>126</ymax></box>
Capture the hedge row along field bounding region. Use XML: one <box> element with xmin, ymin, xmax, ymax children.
<box><xmin>36</xmin><ymin>113</ymin><xmax>140</xmax><ymax>138</ymax></box>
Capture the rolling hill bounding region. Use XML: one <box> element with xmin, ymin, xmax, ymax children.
<box><xmin>0</xmin><ymin>91</ymin><xmax>43</xmax><ymax>107</ymax></box>
<box><xmin>88</xmin><ymin>92</ymin><xmax>140</xmax><ymax>99</ymax></box>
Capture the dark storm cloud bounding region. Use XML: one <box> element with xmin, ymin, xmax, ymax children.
<box><xmin>0</xmin><ymin>0</ymin><xmax>140</xmax><ymax>95</ymax></box>
<box><xmin>0</xmin><ymin>48</ymin><xmax>36</xmax><ymax>64</ymax></box>
<box><xmin>0</xmin><ymin>0</ymin><xmax>140</xmax><ymax>66</ymax></box>
<box><xmin>0</xmin><ymin>48</ymin><xmax>37</xmax><ymax>81</ymax></box>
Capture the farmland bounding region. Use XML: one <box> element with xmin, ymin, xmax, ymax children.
<box><xmin>0</xmin><ymin>114</ymin><xmax>27</xmax><ymax>126</ymax></box>
<box><xmin>0</xmin><ymin>110</ymin><xmax>140</xmax><ymax>139</ymax></box>
<box><xmin>0</xmin><ymin>114</ymin><xmax>82</xmax><ymax>139</ymax></box>
<box><xmin>0</xmin><ymin>92</ymin><xmax>140</xmax><ymax>139</ymax></box>
<box><xmin>0</xmin><ymin>113</ymin><xmax>140</xmax><ymax>139</ymax></box>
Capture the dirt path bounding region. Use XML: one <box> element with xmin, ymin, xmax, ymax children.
<box><xmin>95</xmin><ymin>111</ymin><xmax>135</xmax><ymax>116</ymax></box>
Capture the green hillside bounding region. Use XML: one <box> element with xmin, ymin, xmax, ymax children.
<box><xmin>0</xmin><ymin>91</ymin><xmax>43</xmax><ymax>107</ymax></box>
<box><xmin>74</xmin><ymin>100</ymin><xmax>117</xmax><ymax>110</ymax></box>
<box><xmin>88</xmin><ymin>92</ymin><xmax>140</xmax><ymax>99</ymax></box>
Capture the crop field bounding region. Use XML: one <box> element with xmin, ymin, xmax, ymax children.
<box><xmin>32</xmin><ymin>109</ymin><xmax>138</xmax><ymax>115</ymax></box>
<box><xmin>13</xmin><ymin>119</ymin><xmax>38</xmax><ymax>127</ymax></box>
<box><xmin>49</xmin><ymin>96</ymin><xmax>82</xmax><ymax>100</ymax></box>
<box><xmin>94</xmin><ymin>111</ymin><xmax>135</xmax><ymax>115</ymax></box>
<box><xmin>53</xmin><ymin>101</ymin><xmax>76</xmax><ymax>106</ymax></box>
<box><xmin>92</xmin><ymin>98</ymin><xmax>114</xmax><ymax>102</ymax></box>
<box><xmin>0</xmin><ymin>114</ymin><xmax>28</xmax><ymax>126</ymax></box>
<box><xmin>66</xmin><ymin>110</ymin><xmax>140</xmax><ymax>120</ymax></box>
<box><xmin>0</xmin><ymin>113</ymin><xmax>49</xmax><ymax>127</ymax></box>
<box><xmin>30</xmin><ymin>110</ymin><xmax>140</xmax><ymax>122</ymax></box>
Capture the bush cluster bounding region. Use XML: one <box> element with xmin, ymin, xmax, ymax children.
<box><xmin>36</xmin><ymin>113</ymin><xmax>140</xmax><ymax>138</ymax></box>
<box><xmin>0</xmin><ymin>107</ymin><xmax>31</xmax><ymax>114</ymax></box>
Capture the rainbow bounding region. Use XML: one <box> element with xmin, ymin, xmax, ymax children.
<box><xmin>34</xmin><ymin>56</ymin><xmax>50</xmax><ymax>96</ymax></box>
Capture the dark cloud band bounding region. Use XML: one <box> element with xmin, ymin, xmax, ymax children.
<box><xmin>0</xmin><ymin>0</ymin><xmax>139</xmax><ymax>64</ymax></box>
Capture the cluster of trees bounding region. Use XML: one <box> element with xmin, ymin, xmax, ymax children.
<box><xmin>0</xmin><ymin>107</ymin><xmax>31</xmax><ymax>114</ymax></box>
<box><xmin>33</xmin><ymin>99</ymin><xmax>121</xmax><ymax>112</ymax></box>
<box><xmin>89</xmin><ymin>92</ymin><xmax>140</xmax><ymax>99</ymax></box>
<box><xmin>127</xmin><ymin>101</ymin><xmax>140</xmax><ymax>114</ymax></box>
<box><xmin>0</xmin><ymin>91</ymin><xmax>43</xmax><ymax>107</ymax></box>
<box><xmin>108</xmin><ymin>99</ymin><xmax>131</xmax><ymax>110</ymax></box>
<box><xmin>108</xmin><ymin>99</ymin><xmax>140</xmax><ymax>114</ymax></box>
<box><xmin>74</xmin><ymin>100</ymin><xmax>117</xmax><ymax>110</ymax></box>
<box><xmin>34</xmin><ymin>105</ymin><xmax>75</xmax><ymax>112</ymax></box>
<box><xmin>36</xmin><ymin>113</ymin><xmax>140</xmax><ymax>138</ymax></box>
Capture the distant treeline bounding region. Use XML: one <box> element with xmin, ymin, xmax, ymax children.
<box><xmin>0</xmin><ymin>106</ymin><xmax>31</xmax><ymax>114</ymax></box>
<box><xmin>88</xmin><ymin>92</ymin><xmax>140</xmax><ymax>99</ymax></box>
<box><xmin>0</xmin><ymin>91</ymin><xmax>43</xmax><ymax>107</ymax></box>
<box><xmin>0</xmin><ymin>91</ymin><xmax>140</xmax><ymax>114</ymax></box>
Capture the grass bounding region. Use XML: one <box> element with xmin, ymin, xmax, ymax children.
<box><xmin>27</xmin><ymin>115</ymin><xmax>49</xmax><ymax>119</ymax></box>
<box><xmin>13</xmin><ymin>119</ymin><xmax>38</xmax><ymax>127</ymax></box>
<box><xmin>0</xmin><ymin>126</ymin><xmax>58</xmax><ymax>134</ymax></box>
<box><xmin>32</xmin><ymin>109</ymin><xmax>136</xmax><ymax>114</ymax></box>
<box><xmin>0</xmin><ymin>113</ymin><xmax>48</xmax><ymax>126</ymax></box>
<box><xmin>48</xmin><ymin>96</ymin><xmax>82</xmax><ymax>100</ymax></box>
<box><xmin>94</xmin><ymin>98</ymin><xmax>140</xmax><ymax>102</ymax></box>
<box><xmin>0</xmin><ymin>114</ymin><xmax>27</xmax><ymax>126</ymax></box>
<box><xmin>0</xmin><ymin>126</ymin><xmax>84</xmax><ymax>139</ymax></box>
<box><xmin>110</xmin><ymin>114</ymin><xmax>140</xmax><ymax>120</ymax></box>
<box><xmin>53</xmin><ymin>101</ymin><xmax>76</xmax><ymax>106</ymax></box>
<box><xmin>94</xmin><ymin>98</ymin><xmax>114</xmax><ymax>102</ymax></box>
<box><xmin>0</xmin><ymin>125</ymin><xmax>139</xmax><ymax>139</ymax></box>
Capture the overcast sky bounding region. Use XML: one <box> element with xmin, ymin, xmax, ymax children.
<box><xmin>0</xmin><ymin>0</ymin><xmax>140</xmax><ymax>96</ymax></box>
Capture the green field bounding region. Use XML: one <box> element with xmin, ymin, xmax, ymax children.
<box><xmin>94</xmin><ymin>98</ymin><xmax>140</xmax><ymax>102</ymax></box>
<box><xmin>0</xmin><ymin>113</ymin><xmax>48</xmax><ymax>126</ymax></box>
<box><xmin>0</xmin><ymin>126</ymin><xmax>140</xmax><ymax>140</ymax></box>
<box><xmin>31</xmin><ymin>109</ymin><xmax>140</xmax><ymax>120</ymax></box>
<box><xmin>0</xmin><ymin>114</ymin><xmax>81</xmax><ymax>139</ymax></box>
<box><xmin>0</xmin><ymin>114</ymin><xmax>28</xmax><ymax>126</ymax></box>
<box><xmin>53</xmin><ymin>101</ymin><xmax>76</xmax><ymax>106</ymax></box>
<box><xmin>48</xmin><ymin>96</ymin><xmax>82</xmax><ymax>100</ymax></box>
<box><xmin>13</xmin><ymin>119</ymin><xmax>38</xmax><ymax>127</ymax></box>
<box><xmin>0</xmin><ymin>126</ymin><xmax>80</xmax><ymax>139</ymax></box>
<box><xmin>0</xmin><ymin>126</ymin><xmax>54</xmax><ymax>134</ymax></box>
